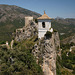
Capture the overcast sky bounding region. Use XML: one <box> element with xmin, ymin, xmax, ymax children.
<box><xmin>0</xmin><ymin>0</ymin><xmax>75</xmax><ymax>18</ymax></box>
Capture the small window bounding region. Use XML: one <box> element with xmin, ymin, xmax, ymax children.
<box><xmin>42</xmin><ymin>22</ymin><xmax>45</xmax><ymax>28</ymax></box>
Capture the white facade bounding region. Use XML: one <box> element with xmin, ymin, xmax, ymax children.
<box><xmin>38</xmin><ymin>19</ymin><xmax>52</xmax><ymax>39</ymax></box>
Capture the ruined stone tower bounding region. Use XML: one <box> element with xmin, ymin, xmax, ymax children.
<box><xmin>25</xmin><ymin>16</ymin><xmax>33</xmax><ymax>27</ymax></box>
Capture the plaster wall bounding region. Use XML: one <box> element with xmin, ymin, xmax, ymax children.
<box><xmin>38</xmin><ymin>19</ymin><xmax>51</xmax><ymax>39</ymax></box>
<box><xmin>38</xmin><ymin>30</ymin><xmax>47</xmax><ymax>38</ymax></box>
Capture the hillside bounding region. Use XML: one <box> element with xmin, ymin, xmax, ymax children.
<box><xmin>61</xmin><ymin>35</ymin><xmax>75</xmax><ymax>44</ymax></box>
<box><xmin>0</xmin><ymin>37</ymin><xmax>43</xmax><ymax>75</ymax></box>
<box><xmin>52</xmin><ymin>20</ymin><xmax>75</xmax><ymax>40</ymax></box>
<box><xmin>0</xmin><ymin>4</ymin><xmax>41</xmax><ymax>22</ymax></box>
<box><xmin>55</xmin><ymin>18</ymin><xmax>75</xmax><ymax>25</ymax></box>
<box><xmin>0</xmin><ymin>4</ymin><xmax>41</xmax><ymax>43</ymax></box>
<box><xmin>0</xmin><ymin>4</ymin><xmax>75</xmax><ymax>44</ymax></box>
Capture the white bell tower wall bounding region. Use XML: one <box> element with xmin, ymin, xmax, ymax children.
<box><xmin>38</xmin><ymin>19</ymin><xmax>51</xmax><ymax>39</ymax></box>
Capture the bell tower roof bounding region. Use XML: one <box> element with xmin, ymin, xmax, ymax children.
<box><xmin>37</xmin><ymin>11</ymin><xmax>51</xmax><ymax>20</ymax></box>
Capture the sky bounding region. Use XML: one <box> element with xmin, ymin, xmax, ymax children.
<box><xmin>0</xmin><ymin>0</ymin><xmax>75</xmax><ymax>18</ymax></box>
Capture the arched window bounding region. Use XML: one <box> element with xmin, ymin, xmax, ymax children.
<box><xmin>42</xmin><ymin>22</ymin><xmax>45</xmax><ymax>28</ymax></box>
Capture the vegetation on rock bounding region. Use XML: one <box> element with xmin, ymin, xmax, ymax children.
<box><xmin>56</xmin><ymin>43</ymin><xmax>75</xmax><ymax>75</ymax></box>
<box><xmin>0</xmin><ymin>37</ymin><xmax>43</xmax><ymax>75</ymax></box>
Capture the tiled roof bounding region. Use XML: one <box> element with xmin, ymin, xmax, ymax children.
<box><xmin>37</xmin><ymin>11</ymin><xmax>51</xmax><ymax>20</ymax></box>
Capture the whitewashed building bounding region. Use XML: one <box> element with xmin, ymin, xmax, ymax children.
<box><xmin>37</xmin><ymin>11</ymin><xmax>53</xmax><ymax>39</ymax></box>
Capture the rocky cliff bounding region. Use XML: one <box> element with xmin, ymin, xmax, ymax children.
<box><xmin>14</xmin><ymin>18</ymin><xmax>60</xmax><ymax>75</ymax></box>
<box><xmin>32</xmin><ymin>32</ymin><xmax>60</xmax><ymax>75</ymax></box>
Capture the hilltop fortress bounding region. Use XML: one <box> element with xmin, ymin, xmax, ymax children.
<box><xmin>14</xmin><ymin>11</ymin><xmax>53</xmax><ymax>41</ymax></box>
<box><xmin>14</xmin><ymin>16</ymin><xmax>37</xmax><ymax>41</ymax></box>
<box><xmin>13</xmin><ymin>12</ymin><xmax>60</xmax><ymax>75</ymax></box>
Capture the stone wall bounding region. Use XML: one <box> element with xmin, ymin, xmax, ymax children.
<box><xmin>14</xmin><ymin>20</ymin><xmax>38</xmax><ymax>41</ymax></box>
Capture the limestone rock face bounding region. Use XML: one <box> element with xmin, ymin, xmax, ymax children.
<box><xmin>54</xmin><ymin>32</ymin><xmax>60</xmax><ymax>49</ymax></box>
<box><xmin>33</xmin><ymin>32</ymin><xmax>60</xmax><ymax>75</ymax></box>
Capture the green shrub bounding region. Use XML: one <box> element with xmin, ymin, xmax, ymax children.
<box><xmin>35</xmin><ymin>19</ymin><xmax>38</xmax><ymax>23</ymax></box>
<box><xmin>0</xmin><ymin>41</ymin><xmax>6</xmax><ymax>44</ymax></box>
<box><xmin>13</xmin><ymin>40</ymin><xmax>19</xmax><ymax>47</ymax></box>
<box><xmin>0</xmin><ymin>37</ymin><xmax>43</xmax><ymax>75</ymax></box>
<box><xmin>54</xmin><ymin>29</ymin><xmax>57</xmax><ymax>32</ymax></box>
<box><xmin>2</xmin><ymin>45</ymin><xmax>8</xmax><ymax>50</ymax></box>
<box><xmin>45</xmin><ymin>31</ymin><xmax>52</xmax><ymax>39</ymax></box>
<box><xmin>72</xmin><ymin>67</ymin><xmax>75</xmax><ymax>74</ymax></box>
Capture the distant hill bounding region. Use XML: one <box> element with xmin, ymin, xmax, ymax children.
<box><xmin>0</xmin><ymin>4</ymin><xmax>41</xmax><ymax>42</ymax></box>
<box><xmin>61</xmin><ymin>35</ymin><xmax>75</xmax><ymax>44</ymax></box>
<box><xmin>0</xmin><ymin>4</ymin><xmax>75</xmax><ymax>43</ymax></box>
<box><xmin>0</xmin><ymin>4</ymin><xmax>41</xmax><ymax>22</ymax></box>
<box><xmin>55</xmin><ymin>17</ymin><xmax>75</xmax><ymax>25</ymax></box>
<box><xmin>52</xmin><ymin>20</ymin><xmax>75</xmax><ymax>40</ymax></box>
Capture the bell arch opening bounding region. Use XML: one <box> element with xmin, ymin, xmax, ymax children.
<box><xmin>42</xmin><ymin>22</ymin><xmax>45</xmax><ymax>28</ymax></box>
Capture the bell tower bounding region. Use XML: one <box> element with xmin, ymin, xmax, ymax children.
<box><xmin>37</xmin><ymin>11</ymin><xmax>53</xmax><ymax>39</ymax></box>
